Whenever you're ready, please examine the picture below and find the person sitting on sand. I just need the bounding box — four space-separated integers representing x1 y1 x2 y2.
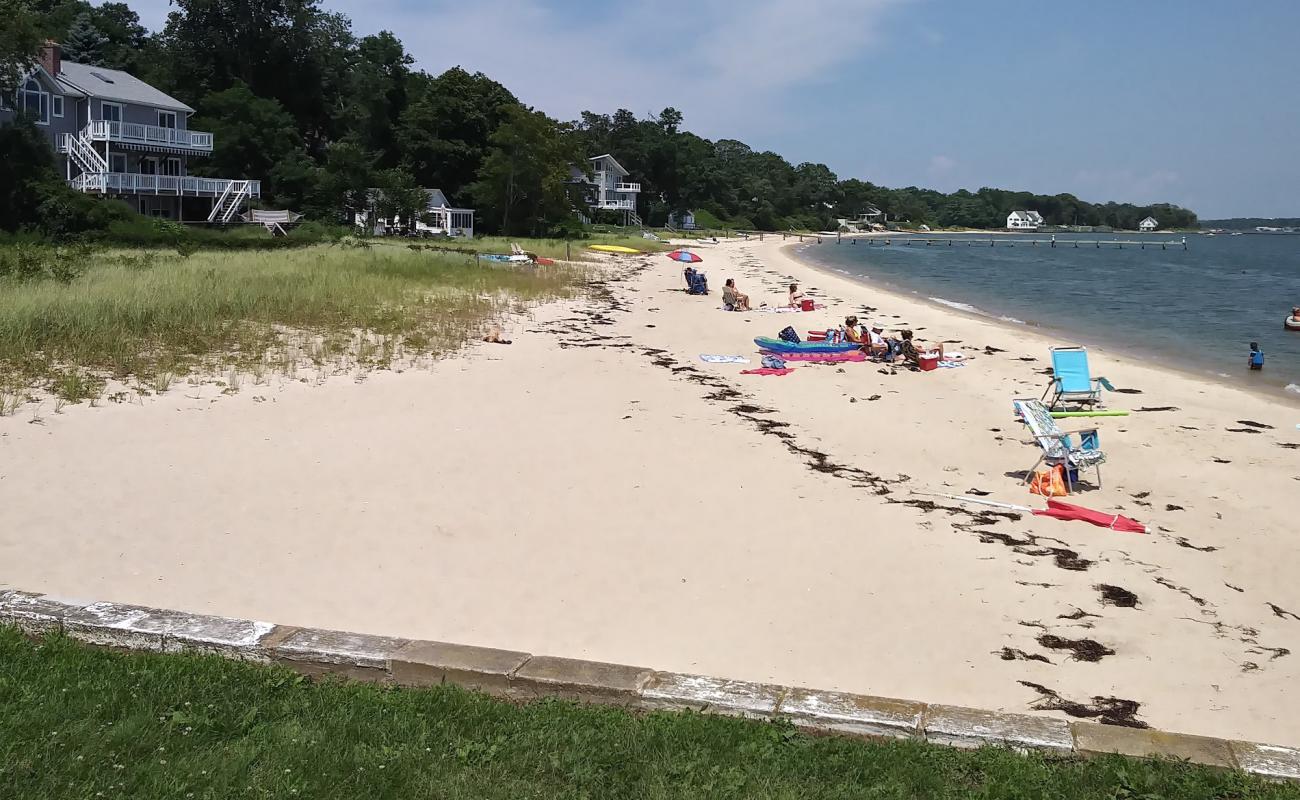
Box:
788 283 805 308
894 329 944 366
866 324 891 358
843 316 864 344
723 279 751 311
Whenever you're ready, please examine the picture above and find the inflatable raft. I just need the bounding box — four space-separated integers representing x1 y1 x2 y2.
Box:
1286 315 1300 332
754 336 862 354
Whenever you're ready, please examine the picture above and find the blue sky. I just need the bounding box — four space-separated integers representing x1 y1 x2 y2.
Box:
122 0 1299 218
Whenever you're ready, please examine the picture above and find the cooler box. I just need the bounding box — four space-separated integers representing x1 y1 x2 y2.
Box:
807 330 827 341
918 354 940 371
800 298 815 312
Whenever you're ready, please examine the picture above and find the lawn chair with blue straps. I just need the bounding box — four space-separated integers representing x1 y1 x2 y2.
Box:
1041 346 1113 410
1013 398 1106 491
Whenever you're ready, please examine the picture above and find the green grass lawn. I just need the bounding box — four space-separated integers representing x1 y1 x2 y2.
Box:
0 243 590 411
1 630 1293 800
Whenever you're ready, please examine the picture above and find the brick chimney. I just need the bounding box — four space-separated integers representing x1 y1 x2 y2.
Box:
39 40 61 78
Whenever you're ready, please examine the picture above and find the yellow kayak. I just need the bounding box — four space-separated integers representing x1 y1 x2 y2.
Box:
588 244 641 254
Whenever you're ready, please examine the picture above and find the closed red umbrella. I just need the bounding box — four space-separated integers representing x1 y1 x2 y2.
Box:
1035 499 1147 533
912 492 1147 533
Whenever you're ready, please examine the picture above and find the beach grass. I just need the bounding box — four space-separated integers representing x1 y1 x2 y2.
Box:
374 232 668 260
1 629 1293 800
0 243 590 409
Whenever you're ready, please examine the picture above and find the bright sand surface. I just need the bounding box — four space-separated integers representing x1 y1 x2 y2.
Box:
2 237 1298 745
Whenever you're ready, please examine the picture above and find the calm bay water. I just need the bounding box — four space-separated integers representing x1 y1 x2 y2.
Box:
799 233 1300 398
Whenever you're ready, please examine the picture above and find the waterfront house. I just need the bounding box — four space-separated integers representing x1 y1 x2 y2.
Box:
1006 210 1043 230
355 188 474 237
667 210 697 230
0 42 260 222
570 154 641 226
1138 216 1158 232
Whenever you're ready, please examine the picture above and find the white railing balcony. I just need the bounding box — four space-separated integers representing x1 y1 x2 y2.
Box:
84 120 214 152
593 199 637 211
614 182 641 193
71 172 260 198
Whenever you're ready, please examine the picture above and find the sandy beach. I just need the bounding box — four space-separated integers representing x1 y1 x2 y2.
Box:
2 236 1298 746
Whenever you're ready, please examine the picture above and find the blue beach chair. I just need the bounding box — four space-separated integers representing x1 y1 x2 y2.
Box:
1041 346 1110 410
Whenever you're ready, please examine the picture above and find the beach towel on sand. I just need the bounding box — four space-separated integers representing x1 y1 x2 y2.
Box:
740 367 795 376
700 355 750 364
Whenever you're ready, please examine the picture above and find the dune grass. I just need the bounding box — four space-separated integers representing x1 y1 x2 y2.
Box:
1 629 1294 800
377 232 668 260
0 243 590 410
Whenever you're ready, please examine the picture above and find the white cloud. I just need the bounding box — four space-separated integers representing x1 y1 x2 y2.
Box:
928 154 956 174
117 0 903 137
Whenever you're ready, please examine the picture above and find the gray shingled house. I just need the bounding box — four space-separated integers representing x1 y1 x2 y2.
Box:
1 42 260 222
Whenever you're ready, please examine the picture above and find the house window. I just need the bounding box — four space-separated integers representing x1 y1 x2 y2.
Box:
22 79 49 125
140 157 158 175
101 102 123 123
109 153 127 173
163 158 181 177
52 95 64 118
157 111 177 129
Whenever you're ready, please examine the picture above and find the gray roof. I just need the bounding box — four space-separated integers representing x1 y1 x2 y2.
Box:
56 61 194 113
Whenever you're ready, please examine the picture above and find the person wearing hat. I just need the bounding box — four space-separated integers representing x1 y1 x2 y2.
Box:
866 323 890 358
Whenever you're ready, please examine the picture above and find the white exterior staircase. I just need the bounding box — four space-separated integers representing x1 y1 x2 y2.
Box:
59 132 108 178
627 210 643 228
207 180 251 223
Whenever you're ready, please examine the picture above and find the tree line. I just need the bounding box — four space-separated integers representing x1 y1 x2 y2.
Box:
4 0 1198 235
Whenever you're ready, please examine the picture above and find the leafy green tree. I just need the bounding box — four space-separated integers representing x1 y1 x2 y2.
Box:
60 11 108 65
374 168 427 230
398 67 518 198
468 105 581 236
0 0 43 95
191 83 309 205
310 139 375 220
342 32 412 169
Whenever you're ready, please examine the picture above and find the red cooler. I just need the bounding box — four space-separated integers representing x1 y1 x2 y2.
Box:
800 298 815 312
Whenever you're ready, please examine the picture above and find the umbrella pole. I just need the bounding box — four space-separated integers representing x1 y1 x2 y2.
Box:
909 490 1034 513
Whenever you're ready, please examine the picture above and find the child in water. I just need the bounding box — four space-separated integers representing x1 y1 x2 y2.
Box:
1249 342 1264 370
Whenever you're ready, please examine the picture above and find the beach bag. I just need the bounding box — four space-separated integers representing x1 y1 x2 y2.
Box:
761 354 787 370
1029 465 1069 497
778 326 800 344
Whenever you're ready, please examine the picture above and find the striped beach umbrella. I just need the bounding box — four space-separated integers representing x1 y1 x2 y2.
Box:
666 249 702 263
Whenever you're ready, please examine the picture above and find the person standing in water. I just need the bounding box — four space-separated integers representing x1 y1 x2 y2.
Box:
1249 342 1265 370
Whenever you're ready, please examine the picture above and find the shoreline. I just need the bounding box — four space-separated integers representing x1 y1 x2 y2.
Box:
4 238 1299 747
785 239 1300 408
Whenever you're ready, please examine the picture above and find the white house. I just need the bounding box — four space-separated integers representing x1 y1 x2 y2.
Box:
1138 216 1158 232
1006 210 1044 230
570 154 641 226
355 188 474 237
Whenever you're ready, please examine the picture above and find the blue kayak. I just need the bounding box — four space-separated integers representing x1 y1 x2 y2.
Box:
754 336 861 354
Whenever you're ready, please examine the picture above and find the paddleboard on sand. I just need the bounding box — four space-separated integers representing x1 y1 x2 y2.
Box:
754 336 862 354
588 245 641 254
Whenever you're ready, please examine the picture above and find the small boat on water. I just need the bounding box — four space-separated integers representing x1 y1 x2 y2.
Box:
1286 306 1300 331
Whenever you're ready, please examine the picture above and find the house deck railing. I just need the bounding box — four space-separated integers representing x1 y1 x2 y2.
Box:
84 120 214 152
594 199 637 211
614 182 641 193
70 172 261 198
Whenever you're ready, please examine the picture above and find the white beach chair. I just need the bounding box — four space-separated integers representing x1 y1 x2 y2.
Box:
1013 398 1106 491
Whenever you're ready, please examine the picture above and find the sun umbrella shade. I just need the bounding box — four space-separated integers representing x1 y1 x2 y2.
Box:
1034 499 1147 533
667 250 702 263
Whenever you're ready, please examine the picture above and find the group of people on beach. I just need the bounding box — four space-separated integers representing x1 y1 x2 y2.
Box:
719 275 939 367
720 279 807 313
841 316 936 366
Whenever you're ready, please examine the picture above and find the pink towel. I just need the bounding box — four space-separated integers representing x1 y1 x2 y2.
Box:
740 367 795 376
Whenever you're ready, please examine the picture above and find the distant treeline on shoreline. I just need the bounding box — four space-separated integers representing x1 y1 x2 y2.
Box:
1199 218 1300 230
